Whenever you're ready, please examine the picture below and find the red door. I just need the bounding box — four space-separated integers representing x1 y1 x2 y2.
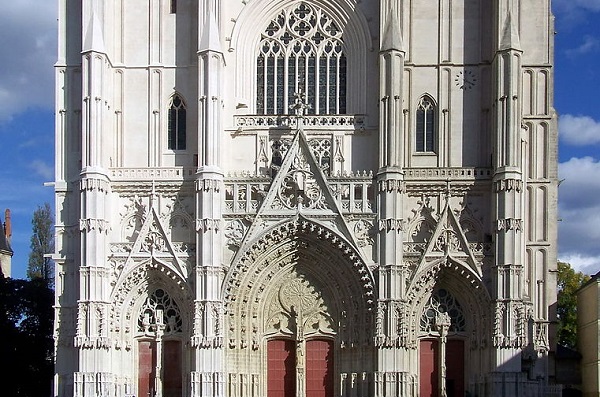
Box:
419 339 439 397
139 341 157 397
268 339 296 397
163 340 182 397
306 339 334 397
445 340 464 397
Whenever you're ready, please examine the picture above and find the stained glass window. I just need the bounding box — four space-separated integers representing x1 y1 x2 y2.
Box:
256 2 346 115
168 94 186 151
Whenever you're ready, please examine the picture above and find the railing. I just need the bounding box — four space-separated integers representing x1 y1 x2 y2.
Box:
404 167 493 180
224 171 375 215
233 114 367 131
110 167 197 181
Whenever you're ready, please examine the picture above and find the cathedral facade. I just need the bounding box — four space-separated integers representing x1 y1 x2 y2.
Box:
53 1 559 396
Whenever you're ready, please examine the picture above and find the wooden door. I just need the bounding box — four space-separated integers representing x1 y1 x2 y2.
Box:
305 339 334 397
268 339 296 397
445 340 464 397
139 341 157 397
163 340 182 397
419 339 439 397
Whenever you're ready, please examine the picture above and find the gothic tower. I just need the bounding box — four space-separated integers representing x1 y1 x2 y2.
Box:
54 1 559 396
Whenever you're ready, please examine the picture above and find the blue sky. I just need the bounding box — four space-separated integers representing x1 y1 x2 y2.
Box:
1 1 600 279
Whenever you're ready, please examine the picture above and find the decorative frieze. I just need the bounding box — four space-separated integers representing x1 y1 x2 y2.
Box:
197 178 221 193
495 178 523 193
196 218 222 232
79 218 110 233
378 218 404 232
496 218 523 232
378 179 405 193
80 178 110 193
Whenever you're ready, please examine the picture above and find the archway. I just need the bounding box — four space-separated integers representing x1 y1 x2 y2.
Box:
111 262 193 397
224 218 375 396
405 260 491 397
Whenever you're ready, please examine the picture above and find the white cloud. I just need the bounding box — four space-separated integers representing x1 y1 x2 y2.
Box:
28 159 54 180
565 35 600 57
0 1 57 123
559 114 600 146
558 253 600 276
554 0 600 13
558 157 600 274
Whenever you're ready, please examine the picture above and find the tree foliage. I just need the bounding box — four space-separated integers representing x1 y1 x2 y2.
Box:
27 202 54 288
0 275 54 396
557 261 590 349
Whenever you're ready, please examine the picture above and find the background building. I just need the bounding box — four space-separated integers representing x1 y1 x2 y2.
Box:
0 209 13 278
578 272 600 397
54 1 559 396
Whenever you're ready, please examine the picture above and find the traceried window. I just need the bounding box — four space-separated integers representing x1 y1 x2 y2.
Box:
420 288 466 333
270 137 331 177
256 2 347 115
168 94 186 150
138 288 183 334
416 96 436 152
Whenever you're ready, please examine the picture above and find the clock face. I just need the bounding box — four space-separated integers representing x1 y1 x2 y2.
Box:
455 70 477 90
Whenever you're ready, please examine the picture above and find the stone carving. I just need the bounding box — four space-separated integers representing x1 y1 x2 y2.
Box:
353 219 374 247
224 219 248 247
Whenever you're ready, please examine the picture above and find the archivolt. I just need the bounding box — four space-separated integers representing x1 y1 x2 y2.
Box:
110 260 193 338
223 216 376 348
401 258 491 349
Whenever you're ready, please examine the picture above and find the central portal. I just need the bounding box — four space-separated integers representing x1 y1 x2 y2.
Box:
267 339 334 397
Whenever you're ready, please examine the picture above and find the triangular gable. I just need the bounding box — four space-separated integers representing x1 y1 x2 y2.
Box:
416 197 480 276
239 127 358 250
119 203 187 283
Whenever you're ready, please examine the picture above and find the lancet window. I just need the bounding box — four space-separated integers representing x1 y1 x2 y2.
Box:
168 94 187 151
416 95 436 152
256 2 347 115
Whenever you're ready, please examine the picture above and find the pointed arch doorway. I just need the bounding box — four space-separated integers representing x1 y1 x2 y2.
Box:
419 289 466 397
136 288 184 397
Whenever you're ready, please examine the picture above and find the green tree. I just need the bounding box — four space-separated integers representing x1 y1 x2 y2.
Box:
0 275 54 396
557 261 590 349
27 202 54 288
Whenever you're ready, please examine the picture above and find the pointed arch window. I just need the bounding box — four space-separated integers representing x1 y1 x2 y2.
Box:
416 96 436 153
168 94 186 151
256 2 347 115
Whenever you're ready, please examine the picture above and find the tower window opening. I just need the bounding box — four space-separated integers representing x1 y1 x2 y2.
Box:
416 96 436 153
168 94 187 151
